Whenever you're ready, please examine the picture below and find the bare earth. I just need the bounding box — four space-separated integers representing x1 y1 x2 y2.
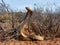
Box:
0 38 60 45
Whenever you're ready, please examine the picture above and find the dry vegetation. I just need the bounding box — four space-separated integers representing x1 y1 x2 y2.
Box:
0 0 60 45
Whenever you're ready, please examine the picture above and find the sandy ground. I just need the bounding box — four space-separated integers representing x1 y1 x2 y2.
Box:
0 38 60 45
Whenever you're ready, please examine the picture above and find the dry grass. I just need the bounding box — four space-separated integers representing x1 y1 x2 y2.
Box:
0 7 60 45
